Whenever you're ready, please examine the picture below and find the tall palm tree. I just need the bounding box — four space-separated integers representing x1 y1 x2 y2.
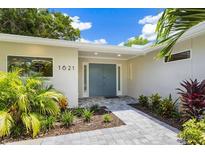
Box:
155 8 205 58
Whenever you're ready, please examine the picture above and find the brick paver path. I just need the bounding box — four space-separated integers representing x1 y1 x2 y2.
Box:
8 97 181 145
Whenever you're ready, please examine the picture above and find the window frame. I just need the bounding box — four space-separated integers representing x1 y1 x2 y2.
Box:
164 50 191 63
6 54 54 78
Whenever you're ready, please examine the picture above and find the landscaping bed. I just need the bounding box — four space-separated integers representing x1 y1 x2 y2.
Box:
0 106 125 144
129 103 183 130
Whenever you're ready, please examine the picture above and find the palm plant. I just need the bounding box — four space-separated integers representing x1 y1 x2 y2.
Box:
155 9 205 58
0 69 63 138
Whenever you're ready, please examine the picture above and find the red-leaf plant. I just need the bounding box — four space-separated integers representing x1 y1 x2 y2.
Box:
177 79 205 120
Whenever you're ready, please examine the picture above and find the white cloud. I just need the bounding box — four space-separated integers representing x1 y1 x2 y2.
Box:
118 42 124 46
138 12 163 41
138 12 163 25
77 38 107 45
70 16 92 31
93 39 107 44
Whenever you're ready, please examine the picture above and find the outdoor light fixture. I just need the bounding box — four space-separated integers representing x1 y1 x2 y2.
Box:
94 52 98 55
117 54 121 57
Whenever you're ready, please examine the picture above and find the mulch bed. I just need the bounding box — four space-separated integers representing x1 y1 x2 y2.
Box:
129 103 183 130
0 106 125 144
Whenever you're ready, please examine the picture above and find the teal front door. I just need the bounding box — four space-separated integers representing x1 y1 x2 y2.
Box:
89 63 116 97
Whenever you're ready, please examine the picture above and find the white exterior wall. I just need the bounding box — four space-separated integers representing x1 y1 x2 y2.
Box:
127 35 205 100
0 42 79 108
78 57 128 98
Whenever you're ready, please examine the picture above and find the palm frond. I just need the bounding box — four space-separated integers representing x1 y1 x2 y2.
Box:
21 113 40 138
0 111 14 137
155 8 205 58
17 93 29 112
25 77 42 89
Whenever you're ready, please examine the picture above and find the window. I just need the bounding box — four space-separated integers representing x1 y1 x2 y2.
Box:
118 66 121 91
84 65 87 91
7 56 53 77
165 50 190 62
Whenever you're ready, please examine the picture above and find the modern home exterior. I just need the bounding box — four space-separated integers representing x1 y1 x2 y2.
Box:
1 22 205 108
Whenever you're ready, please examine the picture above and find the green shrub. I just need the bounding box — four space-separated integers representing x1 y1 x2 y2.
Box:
61 111 75 127
178 118 205 145
73 108 84 117
159 94 178 118
103 114 112 123
41 116 56 132
149 93 161 112
90 104 100 112
0 69 63 138
82 109 93 122
138 95 149 107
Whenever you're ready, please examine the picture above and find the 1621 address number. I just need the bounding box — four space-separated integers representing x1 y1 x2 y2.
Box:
58 65 75 71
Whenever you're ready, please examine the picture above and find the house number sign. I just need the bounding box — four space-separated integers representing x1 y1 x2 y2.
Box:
58 65 75 71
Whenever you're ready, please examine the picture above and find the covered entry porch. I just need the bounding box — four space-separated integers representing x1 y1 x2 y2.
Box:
78 45 144 98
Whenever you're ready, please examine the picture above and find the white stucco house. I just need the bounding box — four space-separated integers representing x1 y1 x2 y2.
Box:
1 22 205 107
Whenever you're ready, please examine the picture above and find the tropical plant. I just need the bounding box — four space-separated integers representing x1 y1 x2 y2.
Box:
124 36 149 47
0 69 62 138
159 94 179 118
0 8 80 41
58 96 68 111
41 116 56 132
90 104 100 113
156 9 205 58
82 109 93 122
138 95 149 108
149 93 161 112
73 108 84 117
178 118 205 145
61 111 74 127
177 79 205 120
103 114 112 123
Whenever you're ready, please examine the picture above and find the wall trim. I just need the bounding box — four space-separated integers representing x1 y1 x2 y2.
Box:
79 55 128 61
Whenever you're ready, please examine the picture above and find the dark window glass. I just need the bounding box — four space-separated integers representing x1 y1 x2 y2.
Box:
7 56 53 77
118 66 121 91
165 50 190 62
84 65 87 91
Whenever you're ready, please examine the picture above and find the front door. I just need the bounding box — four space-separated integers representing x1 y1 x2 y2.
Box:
89 63 116 97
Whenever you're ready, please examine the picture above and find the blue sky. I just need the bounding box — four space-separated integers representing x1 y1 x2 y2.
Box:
49 8 164 46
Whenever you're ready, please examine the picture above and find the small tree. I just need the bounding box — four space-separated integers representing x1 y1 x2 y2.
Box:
124 36 148 47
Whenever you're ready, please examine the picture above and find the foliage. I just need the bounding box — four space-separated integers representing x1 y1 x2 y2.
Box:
0 70 63 138
149 93 161 112
82 109 93 122
58 96 68 111
73 108 84 117
178 118 205 145
0 8 80 41
138 95 149 108
61 111 74 127
11 125 24 138
156 9 205 58
0 111 14 137
124 36 149 47
103 114 112 123
41 116 56 132
90 104 100 112
177 79 205 120
159 94 179 118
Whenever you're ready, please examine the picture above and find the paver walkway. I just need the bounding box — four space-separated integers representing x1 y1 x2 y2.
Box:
8 97 181 145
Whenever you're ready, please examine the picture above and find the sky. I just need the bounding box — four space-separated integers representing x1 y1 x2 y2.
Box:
49 8 164 46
